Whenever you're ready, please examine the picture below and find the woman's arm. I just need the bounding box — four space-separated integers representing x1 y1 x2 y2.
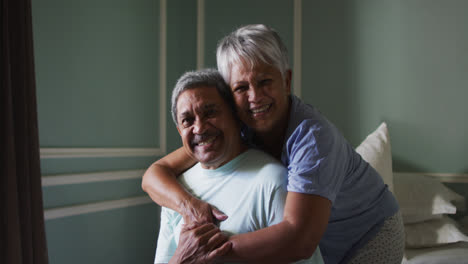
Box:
141 147 227 224
227 192 331 263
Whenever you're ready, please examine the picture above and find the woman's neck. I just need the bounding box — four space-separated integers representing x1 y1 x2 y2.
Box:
256 98 291 159
257 131 286 160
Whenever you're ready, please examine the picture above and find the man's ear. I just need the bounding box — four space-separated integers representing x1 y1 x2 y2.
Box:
176 125 182 135
285 69 292 95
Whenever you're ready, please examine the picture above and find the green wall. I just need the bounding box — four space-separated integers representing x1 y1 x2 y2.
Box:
34 0 467 263
44 204 159 264
386 0 468 172
35 0 160 149
301 0 468 173
203 0 294 68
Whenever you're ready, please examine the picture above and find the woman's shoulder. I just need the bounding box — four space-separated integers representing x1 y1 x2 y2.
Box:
287 117 340 149
286 96 336 138
284 98 348 163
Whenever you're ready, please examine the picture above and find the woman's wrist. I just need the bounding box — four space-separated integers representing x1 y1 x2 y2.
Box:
179 196 219 225
176 192 195 217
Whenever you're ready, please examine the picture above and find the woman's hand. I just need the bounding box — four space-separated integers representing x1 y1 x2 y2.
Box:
181 196 228 226
170 223 232 264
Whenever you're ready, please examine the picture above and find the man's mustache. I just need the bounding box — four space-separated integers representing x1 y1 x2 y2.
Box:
191 132 220 145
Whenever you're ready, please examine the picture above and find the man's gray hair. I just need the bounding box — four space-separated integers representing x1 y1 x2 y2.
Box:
171 69 235 125
216 24 290 84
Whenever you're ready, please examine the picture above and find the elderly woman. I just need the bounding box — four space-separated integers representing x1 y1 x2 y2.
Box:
143 24 405 264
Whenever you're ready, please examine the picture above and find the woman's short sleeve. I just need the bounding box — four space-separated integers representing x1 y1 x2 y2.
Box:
284 119 350 203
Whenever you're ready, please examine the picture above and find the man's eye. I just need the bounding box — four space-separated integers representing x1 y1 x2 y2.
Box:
181 118 193 127
259 79 272 86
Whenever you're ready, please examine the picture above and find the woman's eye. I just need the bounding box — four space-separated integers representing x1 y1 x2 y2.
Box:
234 85 248 93
205 109 217 118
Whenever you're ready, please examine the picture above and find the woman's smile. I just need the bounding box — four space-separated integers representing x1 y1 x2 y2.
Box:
229 62 291 134
250 103 272 115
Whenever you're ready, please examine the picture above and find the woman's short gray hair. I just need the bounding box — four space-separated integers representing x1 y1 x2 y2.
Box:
171 69 235 125
216 24 290 84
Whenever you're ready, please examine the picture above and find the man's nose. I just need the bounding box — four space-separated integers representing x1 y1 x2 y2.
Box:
192 118 207 134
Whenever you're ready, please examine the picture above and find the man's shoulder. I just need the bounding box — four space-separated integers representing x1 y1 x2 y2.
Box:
246 148 278 163
242 149 287 186
179 149 286 187
182 162 202 174
243 149 284 168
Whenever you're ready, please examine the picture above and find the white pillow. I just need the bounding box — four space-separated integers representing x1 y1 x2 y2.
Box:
394 173 465 224
405 215 468 248
356 122 394 192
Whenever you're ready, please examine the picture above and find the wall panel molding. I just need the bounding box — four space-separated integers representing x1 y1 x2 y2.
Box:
197 0 205 70
42 169 145 186
159 0 167 155
40 148 164 159
293 0 302 98
44 196 153 220
40 0 167 159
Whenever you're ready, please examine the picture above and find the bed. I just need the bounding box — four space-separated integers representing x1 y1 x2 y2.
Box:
395 172 468 264
402 241 468 264
355 123 468 264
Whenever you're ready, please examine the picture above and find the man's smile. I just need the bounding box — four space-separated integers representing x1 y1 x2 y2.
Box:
196 135 217 146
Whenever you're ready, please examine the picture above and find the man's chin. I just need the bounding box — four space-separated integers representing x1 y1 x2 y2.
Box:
196 154 224 169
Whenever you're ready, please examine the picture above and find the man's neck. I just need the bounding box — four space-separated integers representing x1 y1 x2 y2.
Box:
200 144 249 170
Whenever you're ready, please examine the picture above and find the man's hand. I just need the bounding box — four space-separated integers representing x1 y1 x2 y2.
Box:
181 197 228 225
170 223 232 264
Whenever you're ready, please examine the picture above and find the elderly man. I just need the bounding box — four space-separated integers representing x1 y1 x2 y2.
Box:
153 69 322 264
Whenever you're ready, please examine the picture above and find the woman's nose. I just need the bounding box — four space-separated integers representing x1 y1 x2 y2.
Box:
248 85 264 103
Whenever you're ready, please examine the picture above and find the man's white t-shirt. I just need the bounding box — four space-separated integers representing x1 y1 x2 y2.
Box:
154 149 323 264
